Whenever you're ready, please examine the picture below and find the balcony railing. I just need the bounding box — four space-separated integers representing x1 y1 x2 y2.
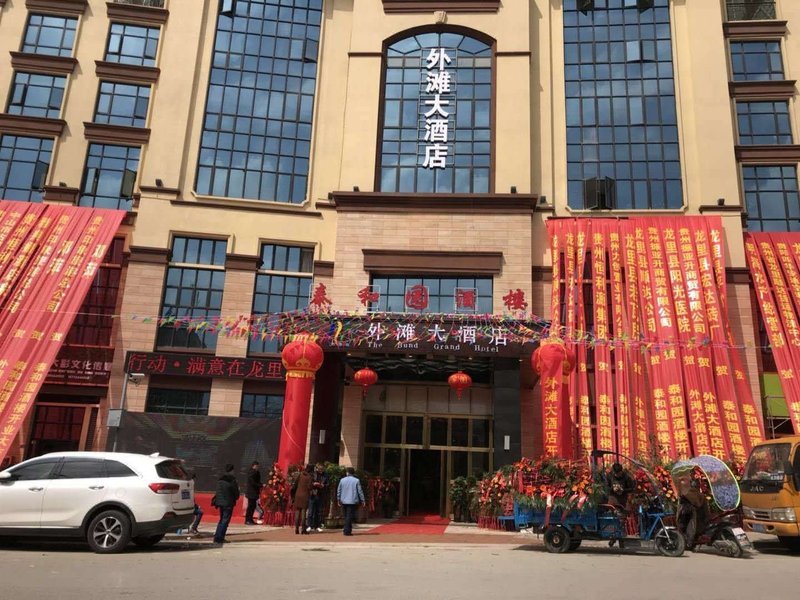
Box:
725 1 777 21
111 0 166 8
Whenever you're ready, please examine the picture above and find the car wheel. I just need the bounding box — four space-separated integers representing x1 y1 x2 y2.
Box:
87 510 131 554
543 526 571 554
654 526 685 557
132 534 165 548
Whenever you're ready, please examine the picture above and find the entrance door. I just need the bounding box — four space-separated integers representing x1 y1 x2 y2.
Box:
27 405 91 458
407 449 442 515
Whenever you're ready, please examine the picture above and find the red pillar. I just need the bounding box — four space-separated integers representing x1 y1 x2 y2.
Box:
277 336 324 469
532 338 576 458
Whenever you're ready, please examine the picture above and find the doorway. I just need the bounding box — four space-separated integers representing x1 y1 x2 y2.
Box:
407 449 442 515
26 404 97 458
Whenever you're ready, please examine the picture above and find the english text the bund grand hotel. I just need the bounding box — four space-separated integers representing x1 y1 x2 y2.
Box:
1 0 799 514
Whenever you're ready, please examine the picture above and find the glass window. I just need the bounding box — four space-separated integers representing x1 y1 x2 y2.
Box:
378 32 492 193
471 451 489 477
564 0 683 209
0 135 52 202
7 72 66 119
369 275 492 314
145 388 210 415
105 460 136 477
406 415 424 445
8 459 59 481
56 459 106 479
450 418 468 447
430 417 448 446
385 415 403 444
105 23 160 67
744 165 800 232
743 443 790 480
365 414 383 444
363 447 381 475
240 393 284 418
195 0 322 203
21 14 77 57
730 41 784 81
94 81 151 127
736 101 792 145
157 237 227 350
79 144 140 210
249 244 313 354
471 419 490 447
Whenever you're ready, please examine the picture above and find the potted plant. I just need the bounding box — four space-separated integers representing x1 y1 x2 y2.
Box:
324 462 346 529
449 477 469 522
355 469 370 523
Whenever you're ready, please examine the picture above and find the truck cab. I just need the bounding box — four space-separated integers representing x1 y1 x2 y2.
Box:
740 436 800 551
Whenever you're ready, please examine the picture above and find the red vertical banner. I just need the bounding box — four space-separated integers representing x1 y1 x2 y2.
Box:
574 222 593 455
0 205 124 460
592 224 615 451
609 229 633 456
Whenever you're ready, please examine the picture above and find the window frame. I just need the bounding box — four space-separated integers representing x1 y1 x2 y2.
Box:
93 81 151 128
729 40 785 82
21 13 78 58
78 143 141 210
0 134 53 202
145 387 211 416
104 22 161 68
375 26 496 194
7 72 66 119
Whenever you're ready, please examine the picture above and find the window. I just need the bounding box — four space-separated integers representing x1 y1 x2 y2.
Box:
21 14 77 57
7 73 66 119
730 41 784 81
240 393 284 418
378 32 492 194
157 237 227 350
155 460 191 480
368 275 492 314
744 166 800 232
79 144 140 210
105 460 136 477
725 0 777 22
145 388 210 415
0 135 52 202
564 0 683 209
8 459 59 481
105 23 160 67
66 238 125 346
195 0 323 203
737 101 792 145
56 459 106 479
249 244 313 354
94 82 151 127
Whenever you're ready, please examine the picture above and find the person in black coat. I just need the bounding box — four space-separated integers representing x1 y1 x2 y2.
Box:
244 461 262 525
212 463 240 546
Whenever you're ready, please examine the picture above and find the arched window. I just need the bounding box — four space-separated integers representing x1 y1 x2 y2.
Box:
378 31 492 194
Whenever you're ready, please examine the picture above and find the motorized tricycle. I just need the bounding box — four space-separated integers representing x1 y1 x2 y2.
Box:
517 450 685 557
671 454 753 558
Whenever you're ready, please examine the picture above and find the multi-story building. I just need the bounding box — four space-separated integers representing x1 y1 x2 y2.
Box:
0 0 798 514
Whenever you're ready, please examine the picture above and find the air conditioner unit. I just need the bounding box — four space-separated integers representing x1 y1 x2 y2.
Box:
583 177 616 211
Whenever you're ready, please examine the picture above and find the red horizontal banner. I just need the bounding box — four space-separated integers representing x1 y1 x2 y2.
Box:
125 351 285 381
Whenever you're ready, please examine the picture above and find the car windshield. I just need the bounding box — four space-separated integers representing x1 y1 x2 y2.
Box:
743 444 791 481
155 460 190 481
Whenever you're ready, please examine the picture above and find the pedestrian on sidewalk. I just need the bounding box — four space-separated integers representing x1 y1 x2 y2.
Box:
244 461 262 525
292 464 313 535
189 473 203 534
212 463 240 547
337 467 365 536
306 462 328 532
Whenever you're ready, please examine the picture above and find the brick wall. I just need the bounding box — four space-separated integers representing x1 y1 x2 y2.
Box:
339 386 363 468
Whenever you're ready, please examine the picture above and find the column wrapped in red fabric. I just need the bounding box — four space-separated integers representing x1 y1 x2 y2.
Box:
277 336 324 469
532 337 576 458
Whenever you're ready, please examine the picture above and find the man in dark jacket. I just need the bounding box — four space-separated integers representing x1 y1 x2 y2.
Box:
244 461 262 525
213 463 240 546
306 462 328 532
606 462 635 509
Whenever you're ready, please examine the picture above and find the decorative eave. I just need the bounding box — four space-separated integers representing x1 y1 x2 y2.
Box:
225 253 260 272
95 60 160 84
381 0 500 13
314 260 334 278
83 121 150 144
726 267 751 284
0 113 66 137
331 192 538 214
729 80 796 99
42 185 80 204
139 184 180 197
735 145 800 162
363 249 504 275
10 52 77 75
128 245 169 265
532 266 553 282
722 20 787 39
106 1 168 25
698 203 745 214
25 0 87 16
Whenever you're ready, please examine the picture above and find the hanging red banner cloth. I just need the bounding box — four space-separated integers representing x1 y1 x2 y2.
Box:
591 222 615 452
744 233 800 434
0 202 124 460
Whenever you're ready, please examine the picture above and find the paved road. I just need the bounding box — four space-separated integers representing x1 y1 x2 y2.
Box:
0 536 797 600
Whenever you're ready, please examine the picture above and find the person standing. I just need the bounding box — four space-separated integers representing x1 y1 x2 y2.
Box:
337 467 365 536
306 462 328 532
244 461 262 525
292 464 313 535
212 463 240 547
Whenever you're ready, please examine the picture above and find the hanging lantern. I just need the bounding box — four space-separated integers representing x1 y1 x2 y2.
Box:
448 370 472 399
353 366 378 396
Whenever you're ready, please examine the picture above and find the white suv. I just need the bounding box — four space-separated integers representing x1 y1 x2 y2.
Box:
0 452 195 553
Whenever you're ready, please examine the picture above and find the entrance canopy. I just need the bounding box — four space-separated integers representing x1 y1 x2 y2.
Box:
0 201 124 460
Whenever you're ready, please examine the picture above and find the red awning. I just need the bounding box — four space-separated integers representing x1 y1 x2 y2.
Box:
0 201 124 459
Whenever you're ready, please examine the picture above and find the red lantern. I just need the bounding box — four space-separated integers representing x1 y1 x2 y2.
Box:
281 335 324 378
448 370 472 399
353 367 378 396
